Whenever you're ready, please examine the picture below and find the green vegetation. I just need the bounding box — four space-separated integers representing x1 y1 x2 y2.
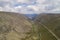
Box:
35 14 60 40
21 24 39 40
21 23 57 40
35 23 57 40
45 18 60 38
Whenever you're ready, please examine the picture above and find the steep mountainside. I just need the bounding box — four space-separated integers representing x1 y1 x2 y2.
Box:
0 12 32 40
34 13 60 40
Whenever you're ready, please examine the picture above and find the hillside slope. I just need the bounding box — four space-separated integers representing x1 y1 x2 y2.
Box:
34 13 60 40
0 12 32 40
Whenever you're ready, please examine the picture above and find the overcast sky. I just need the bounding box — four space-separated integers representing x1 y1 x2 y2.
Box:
0 0 60 14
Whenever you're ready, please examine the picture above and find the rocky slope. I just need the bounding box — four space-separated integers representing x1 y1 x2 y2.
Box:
0 12 32 40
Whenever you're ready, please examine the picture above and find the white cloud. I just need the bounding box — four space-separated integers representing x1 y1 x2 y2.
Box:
17 0 28 3
36 0 45 4
14 6 22 9
0 7 3 11
0 0 60 14
27 5 39 11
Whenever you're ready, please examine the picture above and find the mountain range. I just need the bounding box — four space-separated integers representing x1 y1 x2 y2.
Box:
0 11 60 40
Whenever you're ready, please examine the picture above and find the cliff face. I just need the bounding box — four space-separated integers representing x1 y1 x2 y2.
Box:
0 12 32 40
34 13 60 40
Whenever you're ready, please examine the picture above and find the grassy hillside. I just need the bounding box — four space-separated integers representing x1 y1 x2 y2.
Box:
34 13 60 40
1 12 60 40
0 12 32 40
